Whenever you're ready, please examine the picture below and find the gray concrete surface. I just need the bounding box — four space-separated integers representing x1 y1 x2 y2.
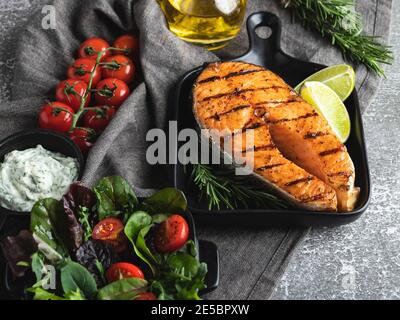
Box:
0 0 399 300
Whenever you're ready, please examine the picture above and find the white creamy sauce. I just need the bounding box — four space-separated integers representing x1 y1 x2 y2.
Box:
0 145 78 212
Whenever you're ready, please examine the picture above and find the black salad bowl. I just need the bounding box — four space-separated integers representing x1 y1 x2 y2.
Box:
0 202 219 299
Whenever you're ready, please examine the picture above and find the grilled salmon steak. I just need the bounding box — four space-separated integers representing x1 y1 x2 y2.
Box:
193 62 360 212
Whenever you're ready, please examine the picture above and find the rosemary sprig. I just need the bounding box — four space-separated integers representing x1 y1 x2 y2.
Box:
191 163 288 210
281 0 393 76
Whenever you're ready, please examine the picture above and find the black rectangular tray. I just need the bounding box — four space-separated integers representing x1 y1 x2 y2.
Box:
0 203 219 299
169 12 371 227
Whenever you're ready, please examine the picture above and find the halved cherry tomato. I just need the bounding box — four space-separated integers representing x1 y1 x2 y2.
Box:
94 78 130 107
83 106 116 133
106 262 144 283
154 215 189 253
113 34 139 59
78 37 111 61
38 102 74 133
101 55 136 84
136 292 157 300
69 127 95 155
92 218 127 253
55 79 90 112
67 58 101 86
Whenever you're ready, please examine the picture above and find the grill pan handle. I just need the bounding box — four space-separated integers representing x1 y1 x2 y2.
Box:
235 11 283 67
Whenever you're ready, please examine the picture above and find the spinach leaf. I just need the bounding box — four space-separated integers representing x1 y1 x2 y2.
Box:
166 252 200 278
30 199 60 250
142 188 187 214
124 211 157 275
93 176 138 220
30 199 66 263
60 261 97 299
97 278 148 300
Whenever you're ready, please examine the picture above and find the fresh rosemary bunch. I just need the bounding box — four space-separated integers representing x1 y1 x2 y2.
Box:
191 163 288 210
281 0 393 76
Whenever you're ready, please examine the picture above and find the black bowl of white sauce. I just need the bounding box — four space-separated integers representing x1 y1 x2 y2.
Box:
0 129 84 231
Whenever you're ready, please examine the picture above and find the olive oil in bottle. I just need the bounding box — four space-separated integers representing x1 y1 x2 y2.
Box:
158 0 247 50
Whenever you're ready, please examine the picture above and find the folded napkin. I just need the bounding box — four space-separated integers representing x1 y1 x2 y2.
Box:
0 0 392 299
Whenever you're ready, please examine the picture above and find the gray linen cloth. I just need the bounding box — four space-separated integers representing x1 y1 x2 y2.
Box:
0 0 392 299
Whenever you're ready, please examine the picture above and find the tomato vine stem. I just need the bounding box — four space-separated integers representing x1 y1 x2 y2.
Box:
70 50 103 130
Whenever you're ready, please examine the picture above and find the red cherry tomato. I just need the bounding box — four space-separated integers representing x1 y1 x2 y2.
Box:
83 106 116 133
94 78 130 107
101 55 136 84
154 215 189 253
78 37 111 61
106 263 144 283
38 102 74 133
136 292 157 300
67 58 101 86
55 79 90 112
92 218 127 253
69 127 95 155
113 34 139 58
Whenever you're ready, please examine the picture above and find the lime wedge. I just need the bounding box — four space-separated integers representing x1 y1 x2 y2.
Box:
300 81 351 143
295 64 355 101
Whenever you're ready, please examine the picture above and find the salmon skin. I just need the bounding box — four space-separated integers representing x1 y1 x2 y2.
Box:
192 61 360 212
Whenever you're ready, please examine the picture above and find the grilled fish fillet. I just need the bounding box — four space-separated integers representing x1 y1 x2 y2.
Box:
193 62 360 212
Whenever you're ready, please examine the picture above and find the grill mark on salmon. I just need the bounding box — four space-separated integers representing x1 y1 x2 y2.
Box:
242 144 276 153
206 105 251 121
265 112 318 124
300 193 327 203
285 176 314 187
328 171 353 178
198 69 263 84
319 146 345 157
304 131 329 139
199 86 287 103
256 163 285 172
254 97 300 106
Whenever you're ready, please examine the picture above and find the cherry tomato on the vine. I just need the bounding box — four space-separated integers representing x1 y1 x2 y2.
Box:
78 37 111 62
55 79 90 112
136 292 157 300
106 263 144 283
69 127 95 155
92 218 127 253
39 102 74 133
101 55 136 84
154 215 189 253
83 106 116 133
67 58 101 86
113 34 139 59
94 78 130 107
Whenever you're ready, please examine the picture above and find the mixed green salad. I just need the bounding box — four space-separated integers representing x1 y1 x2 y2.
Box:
1 176 207 300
